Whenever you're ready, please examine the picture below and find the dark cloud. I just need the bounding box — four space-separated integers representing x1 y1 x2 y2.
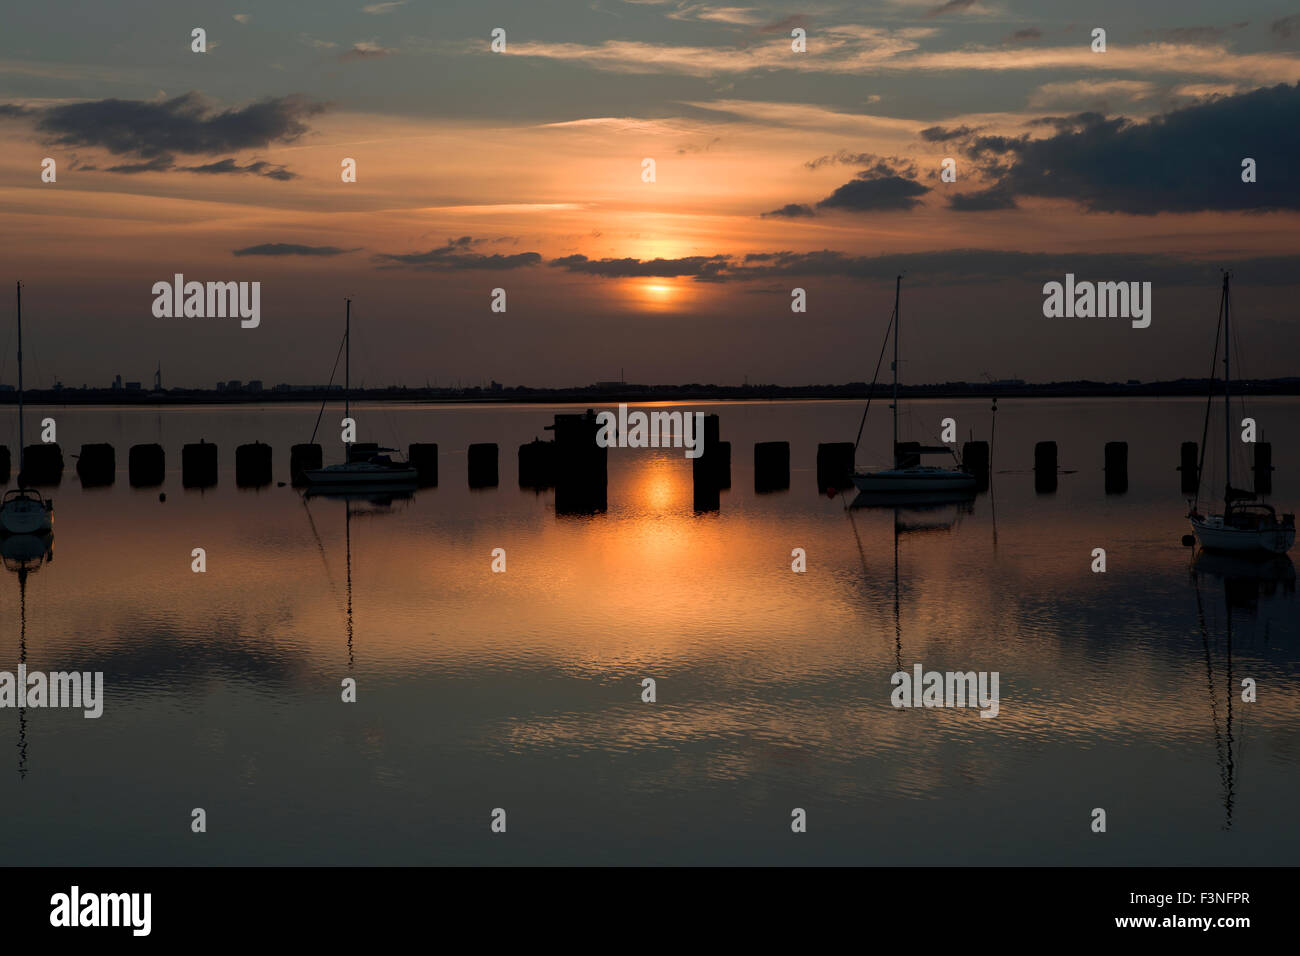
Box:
102 156 174 174
761 203 816 218
374 240 541 270
233 243 359 257
1003 28 1042 44
782 154 928 215
29 92 323 160
919 125 977 142
1272 14 1300 39
0 104 33 117
805 150 889 170
957 83 1300 213
926 0 978 18
654 248 1300 287
549 254 730 279
947 186 1018 211
182 158 296 180
817 174 929 212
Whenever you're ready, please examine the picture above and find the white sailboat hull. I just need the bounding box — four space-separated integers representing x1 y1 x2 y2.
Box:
1191 515 1295 555
852 467 977 493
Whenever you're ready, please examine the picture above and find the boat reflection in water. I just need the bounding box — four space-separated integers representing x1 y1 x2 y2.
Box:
302 482 416 668
3 533 53 780
1190 550 1294 830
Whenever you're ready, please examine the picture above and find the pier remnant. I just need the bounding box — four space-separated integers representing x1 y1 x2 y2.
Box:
518 439 555 489
290 443 322 486
816 442 855 493
1034 441 1057 494
548 410 607 514
754 441 790 493
467 443 499 488
129 444 165 487
1253 442 1274 496
76 443 116 487
691 414 722 511
236 442 272 488
1104 441 1128 495
182 440 218 489
961 441 990 491
20 444 63 486
1179 441 1198 494
408 443 439 486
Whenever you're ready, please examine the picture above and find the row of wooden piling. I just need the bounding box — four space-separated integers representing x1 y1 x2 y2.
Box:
0 435 1279 497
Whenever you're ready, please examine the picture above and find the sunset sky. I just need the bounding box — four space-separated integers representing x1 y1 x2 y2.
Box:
1 0 1299 388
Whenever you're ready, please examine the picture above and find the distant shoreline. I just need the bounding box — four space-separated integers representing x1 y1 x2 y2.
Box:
1 378 1298 406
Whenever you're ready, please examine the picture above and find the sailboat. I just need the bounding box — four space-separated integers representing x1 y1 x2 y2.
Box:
1 282 54 537
303 298 418 487
1187 273 1295 555
853 276 976 495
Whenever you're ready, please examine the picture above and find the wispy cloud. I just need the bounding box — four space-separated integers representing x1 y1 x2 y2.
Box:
234 243 359 256
341 40 396 61
374 237 541 270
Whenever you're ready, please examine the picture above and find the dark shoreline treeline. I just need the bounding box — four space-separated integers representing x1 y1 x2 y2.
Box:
1 377 1298 406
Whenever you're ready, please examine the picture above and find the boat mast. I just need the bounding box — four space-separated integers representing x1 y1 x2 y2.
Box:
891 274 900 466
344 297 351 455
1223 273 1231 504
16 281 23 479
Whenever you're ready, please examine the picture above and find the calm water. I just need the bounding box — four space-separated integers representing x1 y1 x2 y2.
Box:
1 398 1297 865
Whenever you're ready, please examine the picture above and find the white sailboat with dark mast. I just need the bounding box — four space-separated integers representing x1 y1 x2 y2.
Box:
1187 272 1294 555
1 281 54 537
302 297 418 487
853 275 977 495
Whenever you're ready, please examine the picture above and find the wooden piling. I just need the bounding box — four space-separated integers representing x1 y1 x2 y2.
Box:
289 443 322 486
1034 441 1057 494
961 440 990 491
518 439 555 489
129 444 165 487
754 441 790 493
550 410 607 514
408 443 438 487
816 442 855 493
235 442 272 488
1104 441 1128 495
76 443 116 487
20 444 63 486
467 442 499 488
182 441 218 489
1179 441 1198 494
691 414 722 510
1253 442 1274 495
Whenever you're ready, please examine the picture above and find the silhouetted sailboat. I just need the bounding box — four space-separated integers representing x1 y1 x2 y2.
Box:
1 283 54 536
853 276 976 495
303 298 418 487
1187 273 1294 554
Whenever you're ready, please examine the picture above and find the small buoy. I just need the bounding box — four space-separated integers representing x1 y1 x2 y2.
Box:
159 492 166 502
277 481 286 487
1181 534 1195 547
